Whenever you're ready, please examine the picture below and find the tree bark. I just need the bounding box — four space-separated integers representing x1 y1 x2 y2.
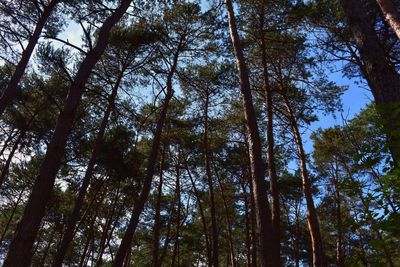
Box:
203 92 219 267
151 145 167 267
171 164 181 267
281 93 326 267
52 62 126 267
112 42 180 266
376 0 400 39
0 0 60 116
3 1 132 265
225 1 276 266
341 0 400 161
0 130 25 187
184 159 212 265
258 10 281 261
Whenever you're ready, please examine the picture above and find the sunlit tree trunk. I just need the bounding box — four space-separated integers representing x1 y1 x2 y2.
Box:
225 1 276 265
376 0 400 39
281 92 326 267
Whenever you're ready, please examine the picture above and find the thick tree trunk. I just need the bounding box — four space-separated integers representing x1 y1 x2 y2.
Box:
341 0 400 161
203 93 219 267
225 1 276 266
0 0 59 116
52 63 125 267
376 0 400 39
3 1 132 265
112 46 178 265
282 94 326 267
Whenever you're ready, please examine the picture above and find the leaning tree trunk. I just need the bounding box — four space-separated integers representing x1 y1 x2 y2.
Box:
0 0 60 116
111 43 181 266
184 159 212 265
2 1 132 265
376 0 400 39
341 0 400 162
52 63 126 267
282 94 326 267
225 1 277 266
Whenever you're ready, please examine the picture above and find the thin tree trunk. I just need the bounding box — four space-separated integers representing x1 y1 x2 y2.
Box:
213 164 236 267
0 127 16 158
39 226 57 266
184 159 212 265
281 93 326 267
0 0 60 116
152 145 167 267
0 185 26 244
52 63 126 267
0 130 25 187
376 0 400 39
3 1 132 265
112 42 180 265
95 184 121 266
258 10 281 261
333 162 344 267
171 164 181 267
240 175 252 267
225 1 276 266
341 0 400 161
203 92 219 267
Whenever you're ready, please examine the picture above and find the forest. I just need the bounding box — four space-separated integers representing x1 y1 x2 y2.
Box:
0 0 400 266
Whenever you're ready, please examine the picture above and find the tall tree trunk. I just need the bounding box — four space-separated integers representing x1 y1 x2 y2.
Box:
281 93 326 267
0 129 25 187
151 145 167 267
333 162 344 267
3 0 132 263
0 0 60 116
184 159 212 265
258 10 281 260
171 164 181 267
52 63 126 267
0 185 26 244
112 42 180 265
341 0 400 161
240 174 252 267
203 92 219 267
95 183 121 266
376 0 400 39
213 164 236 267
0 127 16 158
225 1 276 266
